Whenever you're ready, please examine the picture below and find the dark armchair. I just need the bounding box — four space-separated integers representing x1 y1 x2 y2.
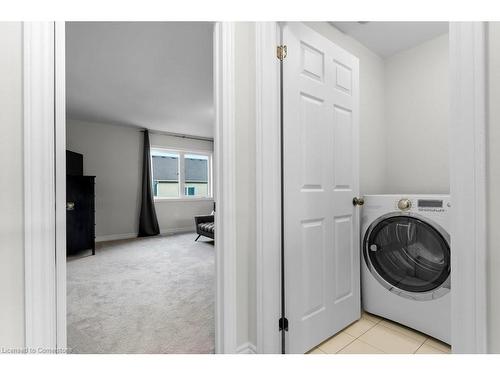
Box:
194 214 215 241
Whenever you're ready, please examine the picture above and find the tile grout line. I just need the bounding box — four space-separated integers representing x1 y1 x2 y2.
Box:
318 315 447 355
359 318 426 354
343 318 379 341
314 330 355 354
350 318 385 352
333 333 358 354
413 339 427 354
320 316 379 354
347 338 387 354
375 319 429 344
414 338 449 354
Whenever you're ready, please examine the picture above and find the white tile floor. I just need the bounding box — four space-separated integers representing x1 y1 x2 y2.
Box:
308 312 451 354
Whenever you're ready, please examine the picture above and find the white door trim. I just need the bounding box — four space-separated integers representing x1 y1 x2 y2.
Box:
255 21 489 354
449 21 488 353
23 21 57 350
54 21 67 349
213 21 238 354
23 21 238 354
255 22 282 354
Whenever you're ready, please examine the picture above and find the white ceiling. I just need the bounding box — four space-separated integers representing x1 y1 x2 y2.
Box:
66 22 214 138
330 22 449 58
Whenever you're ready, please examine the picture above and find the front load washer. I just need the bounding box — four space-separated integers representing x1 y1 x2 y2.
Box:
361 194 451 344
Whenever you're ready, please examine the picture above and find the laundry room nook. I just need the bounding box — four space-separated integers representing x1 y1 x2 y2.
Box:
297 22 451 354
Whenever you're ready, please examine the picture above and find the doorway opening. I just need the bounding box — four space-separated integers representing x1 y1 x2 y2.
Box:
18 21 238 354
278 21 453 354
64 22 216 354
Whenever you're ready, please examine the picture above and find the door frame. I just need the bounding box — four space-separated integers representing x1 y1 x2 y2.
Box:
449 22 488 353
255 21 488 354
23 21 238 353
255 22 282 354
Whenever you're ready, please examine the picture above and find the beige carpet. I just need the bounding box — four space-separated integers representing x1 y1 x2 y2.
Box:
67 232 215 354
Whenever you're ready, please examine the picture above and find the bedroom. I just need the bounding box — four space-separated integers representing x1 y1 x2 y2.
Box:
64 21 216 354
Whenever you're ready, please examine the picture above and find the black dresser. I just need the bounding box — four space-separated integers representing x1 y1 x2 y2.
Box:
66 151 96 255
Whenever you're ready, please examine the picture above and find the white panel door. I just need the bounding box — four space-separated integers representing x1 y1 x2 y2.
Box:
283 22 360 354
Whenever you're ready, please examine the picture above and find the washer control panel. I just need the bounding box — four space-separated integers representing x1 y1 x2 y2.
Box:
417 199 444 208
393 197 450 213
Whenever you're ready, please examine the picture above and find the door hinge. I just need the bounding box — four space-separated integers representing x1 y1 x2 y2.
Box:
277 45 287 61
278 317 289 331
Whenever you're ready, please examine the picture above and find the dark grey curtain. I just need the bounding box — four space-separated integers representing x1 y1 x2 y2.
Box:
138 129 160 237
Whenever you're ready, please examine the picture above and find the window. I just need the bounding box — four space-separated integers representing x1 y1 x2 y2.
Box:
151 148 212 199
184 154 210 198
151 150 180 198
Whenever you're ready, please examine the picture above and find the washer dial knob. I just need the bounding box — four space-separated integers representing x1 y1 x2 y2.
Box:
398 198 412 211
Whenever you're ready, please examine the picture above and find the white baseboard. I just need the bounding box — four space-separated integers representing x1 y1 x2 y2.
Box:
95 227 195 243
95 233 137 242
236 342 257 354
160 227 194 235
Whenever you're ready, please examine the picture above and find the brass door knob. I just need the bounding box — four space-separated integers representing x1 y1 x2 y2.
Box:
66 202 75 211
353 197 364 206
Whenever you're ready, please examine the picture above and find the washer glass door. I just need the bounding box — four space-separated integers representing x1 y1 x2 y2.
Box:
364 215 450 295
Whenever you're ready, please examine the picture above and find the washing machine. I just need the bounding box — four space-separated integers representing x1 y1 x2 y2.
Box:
361 194 451 344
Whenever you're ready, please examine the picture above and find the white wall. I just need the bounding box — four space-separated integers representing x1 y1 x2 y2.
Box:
384 33 449 194
0 22 25 347
234 22 257 350
66 119 213 240
305 23 387 195
306 24 449 195
487 21 500 353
